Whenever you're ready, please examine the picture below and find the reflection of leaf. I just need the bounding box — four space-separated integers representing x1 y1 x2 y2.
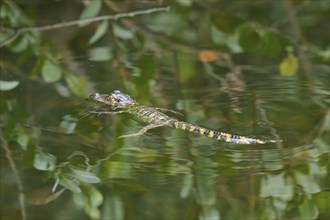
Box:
260 173 294 199
83 185 103 208
279 53 298 76
41 60 62 83
59 115 78 134
197 50 218 63
69 168 100 183
320 110 330 131
180 173 193 198
211 26 242 53
78 0 102 27
200 206 220 220
102 195 124 220
0 80 19 91
15 126 30 149
89 20 109 44
211 13 243 33
294 172 320 193
64 73 89 97
22 144 36 168
33 152 56 171
118 147 157 162
103 161 132 179
261 31 284 56
177 52 196 81
60 174 81 193
88 46 113 61
314 47 330 62
74 185 103 219
52 176 60 193
195 170 217 205
299 199 319 219
238 23 261 51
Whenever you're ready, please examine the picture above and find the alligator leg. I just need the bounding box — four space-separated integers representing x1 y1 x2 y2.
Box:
119 123 168 138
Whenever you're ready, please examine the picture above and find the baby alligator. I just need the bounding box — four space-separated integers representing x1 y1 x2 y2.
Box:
89 90 279 144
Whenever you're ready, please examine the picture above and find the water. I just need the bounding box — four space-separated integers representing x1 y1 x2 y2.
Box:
1 1 329 220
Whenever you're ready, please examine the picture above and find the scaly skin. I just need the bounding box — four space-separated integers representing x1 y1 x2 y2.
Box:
89 90 279 144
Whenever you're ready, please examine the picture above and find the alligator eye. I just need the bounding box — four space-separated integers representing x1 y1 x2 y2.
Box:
111 96 120 102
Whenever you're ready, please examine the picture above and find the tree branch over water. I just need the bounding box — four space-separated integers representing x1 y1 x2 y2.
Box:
0 6 170 48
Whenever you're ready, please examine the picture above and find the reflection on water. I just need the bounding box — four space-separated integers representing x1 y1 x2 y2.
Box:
2 71 329 220
1 1 329 219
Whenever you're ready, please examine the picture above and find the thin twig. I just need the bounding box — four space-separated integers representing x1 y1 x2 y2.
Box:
0 6 170 48
0 129 27 220
27 188 67 205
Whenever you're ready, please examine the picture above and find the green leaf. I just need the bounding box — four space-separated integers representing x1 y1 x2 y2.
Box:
10 35 29 52
0 80 19 91
60 174 81 193
89 20 109 44
79 0 102 27
33 152 56 171
31 57 44 76
279 52 299 76
0 28 14 45
88 46 113 61
69 168 100 183
41 60 62 83
2 1 24 27
113 23 134 40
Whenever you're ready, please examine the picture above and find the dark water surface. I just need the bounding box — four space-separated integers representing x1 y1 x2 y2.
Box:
1 1 329 220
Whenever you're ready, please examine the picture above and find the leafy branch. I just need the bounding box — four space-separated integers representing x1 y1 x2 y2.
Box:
0 6 170 48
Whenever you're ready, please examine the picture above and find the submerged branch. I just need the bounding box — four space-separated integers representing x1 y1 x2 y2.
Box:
0 129 27 220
